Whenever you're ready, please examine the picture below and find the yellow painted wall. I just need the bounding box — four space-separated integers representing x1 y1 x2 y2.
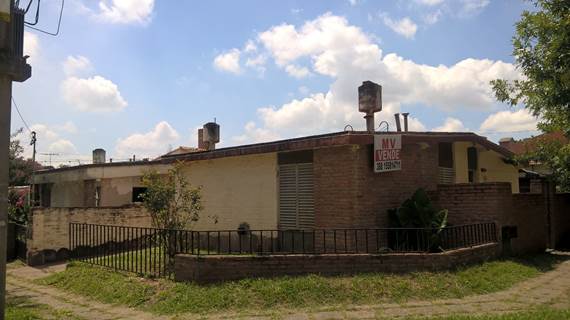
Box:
50 181 84 207
453 142 470 184
100 176 145 207
181 153 278 231
478 149 519 193
453 142 519 193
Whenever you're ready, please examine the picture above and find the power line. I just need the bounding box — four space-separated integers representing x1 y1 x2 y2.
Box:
11 96 31 133
24 0 64 36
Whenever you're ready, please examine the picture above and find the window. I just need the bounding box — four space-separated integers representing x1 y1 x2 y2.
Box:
438 142 454 184
95 186 101 207
467 147 478 183
438 142 453 168
132 187 147 203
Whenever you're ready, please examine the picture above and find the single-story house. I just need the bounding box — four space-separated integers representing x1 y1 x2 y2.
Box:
32 129 519 231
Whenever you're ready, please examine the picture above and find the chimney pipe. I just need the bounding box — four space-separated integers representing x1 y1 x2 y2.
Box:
394 113 402 132
402 112 409 132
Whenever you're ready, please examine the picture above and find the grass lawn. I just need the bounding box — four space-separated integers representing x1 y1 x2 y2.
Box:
5 296 84 320
36 254 567 316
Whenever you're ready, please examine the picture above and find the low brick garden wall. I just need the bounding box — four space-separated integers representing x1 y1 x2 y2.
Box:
174 243 500 283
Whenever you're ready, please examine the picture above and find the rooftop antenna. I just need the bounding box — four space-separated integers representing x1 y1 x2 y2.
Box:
378 121 389 132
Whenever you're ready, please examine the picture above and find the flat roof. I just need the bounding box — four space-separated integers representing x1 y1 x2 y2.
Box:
34 131 513 175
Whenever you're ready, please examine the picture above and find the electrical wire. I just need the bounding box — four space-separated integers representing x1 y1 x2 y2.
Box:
25 0 64 36
24 0 39 25
11 96 32 134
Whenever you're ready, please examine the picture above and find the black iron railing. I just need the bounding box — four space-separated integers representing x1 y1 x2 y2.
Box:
69 222 497 278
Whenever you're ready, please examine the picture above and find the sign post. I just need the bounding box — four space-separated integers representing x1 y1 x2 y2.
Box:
374 134 402 173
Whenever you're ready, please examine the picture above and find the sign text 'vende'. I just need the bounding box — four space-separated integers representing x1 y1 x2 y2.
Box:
374 134 402 173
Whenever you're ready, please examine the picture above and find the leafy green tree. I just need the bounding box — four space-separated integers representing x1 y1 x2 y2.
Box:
491 0 570 133
141 162 204 231
516 139 570 191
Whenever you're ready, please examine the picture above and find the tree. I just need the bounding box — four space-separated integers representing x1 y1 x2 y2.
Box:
491 0 570 134
141 162 215 269
141 162 204 231
516 139 570 191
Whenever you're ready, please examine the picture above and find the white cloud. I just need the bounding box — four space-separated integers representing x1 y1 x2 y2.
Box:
382 15 418 39
226 13 519 143
63 55 93 76
245 54 267 75
460 0 490 16
244 40 257 53
416 0 445 6
56 121 78 134
433 117 467 132
348 0 359 6
115 121 180 158
479 109 538 133
93 0 154 25
24 32 39 63
213 49 242 74
30 124 59 141
48 139 78 154
423 10 442 25
61 76 128 113
285 64 311 78
233 121 281 144
14 122 81 163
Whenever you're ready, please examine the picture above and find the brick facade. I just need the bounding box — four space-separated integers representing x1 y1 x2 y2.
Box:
507 194 549 254
174 243 499 283
314 139 438 230
430 183 512 226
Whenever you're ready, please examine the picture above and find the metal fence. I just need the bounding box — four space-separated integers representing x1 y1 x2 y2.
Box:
69 222 497 278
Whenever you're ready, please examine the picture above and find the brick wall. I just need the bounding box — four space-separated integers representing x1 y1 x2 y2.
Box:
314 139 438 230
430 183 512 226
508 194 548 254
174 243 499 283
28 205 151 265
429 182 554 254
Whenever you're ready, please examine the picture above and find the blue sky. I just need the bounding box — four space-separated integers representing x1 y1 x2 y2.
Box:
12 0 537 166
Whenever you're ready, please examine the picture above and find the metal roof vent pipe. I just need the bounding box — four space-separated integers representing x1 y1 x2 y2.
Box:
358 81 382 133
202 122 220 151
93 149 106 164
402 112 409 132
394 113 402 132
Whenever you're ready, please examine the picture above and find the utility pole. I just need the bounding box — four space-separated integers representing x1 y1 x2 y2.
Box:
28 131 36 207
0 0 31 318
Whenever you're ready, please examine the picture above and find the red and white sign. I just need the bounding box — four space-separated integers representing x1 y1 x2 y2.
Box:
374 134 402 173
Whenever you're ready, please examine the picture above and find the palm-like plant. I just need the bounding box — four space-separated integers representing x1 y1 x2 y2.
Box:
387 188 448 252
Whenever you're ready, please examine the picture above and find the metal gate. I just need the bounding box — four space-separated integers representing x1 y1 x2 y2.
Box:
7 223 27 261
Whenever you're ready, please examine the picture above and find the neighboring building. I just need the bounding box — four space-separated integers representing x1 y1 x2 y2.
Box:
500 131 569 193
32 129 518 231
500 131 569 175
